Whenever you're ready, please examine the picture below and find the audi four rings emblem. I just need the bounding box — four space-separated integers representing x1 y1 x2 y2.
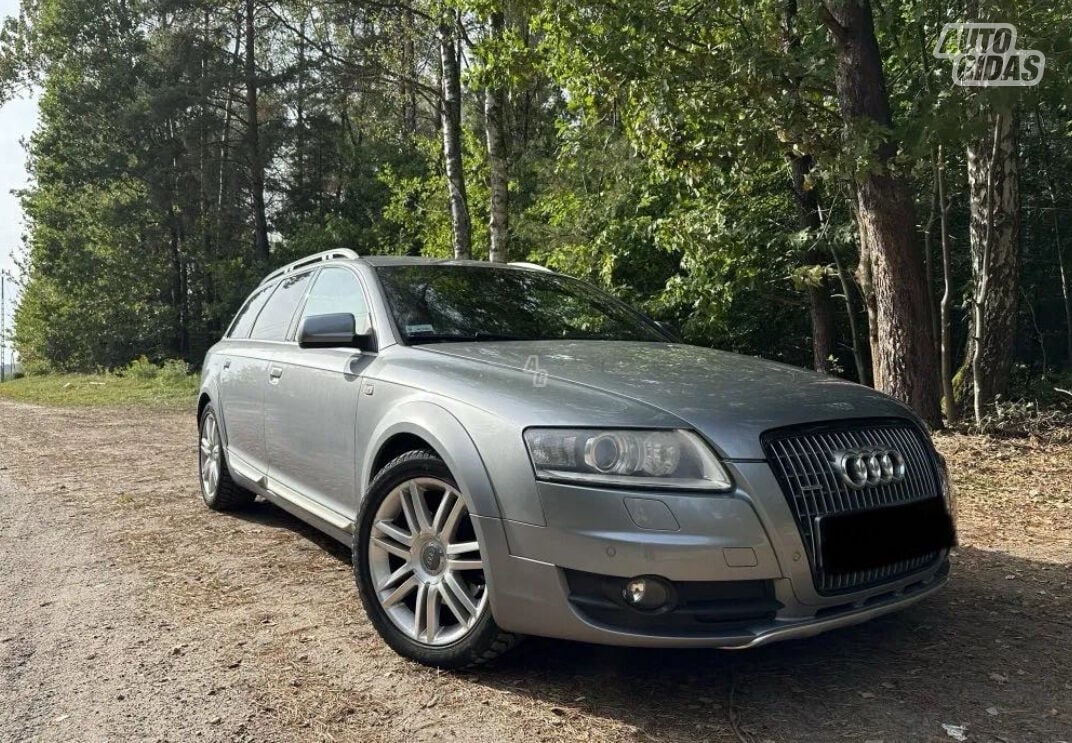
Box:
834 448 906 488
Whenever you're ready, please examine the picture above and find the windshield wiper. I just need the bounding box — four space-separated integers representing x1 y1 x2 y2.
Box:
407 331 530 345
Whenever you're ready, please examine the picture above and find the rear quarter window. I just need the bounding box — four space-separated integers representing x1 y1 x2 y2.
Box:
227 285 273 339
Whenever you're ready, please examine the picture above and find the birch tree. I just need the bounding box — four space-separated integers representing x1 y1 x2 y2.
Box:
438 10 472 259
963 106 1020 422
483 5 509 263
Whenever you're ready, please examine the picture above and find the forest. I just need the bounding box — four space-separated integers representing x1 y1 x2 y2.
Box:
0 0 1070 428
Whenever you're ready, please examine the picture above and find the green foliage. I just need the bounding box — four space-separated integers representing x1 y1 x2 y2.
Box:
118 356 191 386
125 356 160 381
958 368 1072 438
378 138 455 259
0 0 1069 400
157 358 191 386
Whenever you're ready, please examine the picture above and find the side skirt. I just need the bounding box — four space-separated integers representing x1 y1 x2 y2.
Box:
227 450 355 545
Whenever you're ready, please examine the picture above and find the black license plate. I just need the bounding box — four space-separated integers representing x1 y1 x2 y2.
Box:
817 498 956 574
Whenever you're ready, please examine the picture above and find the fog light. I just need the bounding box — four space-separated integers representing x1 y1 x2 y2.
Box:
621 576 672 611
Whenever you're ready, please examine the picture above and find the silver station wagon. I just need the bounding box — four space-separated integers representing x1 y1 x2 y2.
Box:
197 249 956 668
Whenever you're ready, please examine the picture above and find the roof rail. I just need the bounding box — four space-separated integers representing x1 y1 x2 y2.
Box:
507 261 554 273
260 249 360 285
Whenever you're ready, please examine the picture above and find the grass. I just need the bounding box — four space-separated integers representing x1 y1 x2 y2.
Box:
0 371 199 409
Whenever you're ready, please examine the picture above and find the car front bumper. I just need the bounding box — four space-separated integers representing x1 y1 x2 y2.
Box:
474 460 950 647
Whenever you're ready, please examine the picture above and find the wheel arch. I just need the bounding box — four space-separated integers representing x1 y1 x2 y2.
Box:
197 390 232 451
361 401 502 519
197 370 229 449
197 392 211 422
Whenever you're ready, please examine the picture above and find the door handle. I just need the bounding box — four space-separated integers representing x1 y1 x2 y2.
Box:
222 359 231 370
269 366 284 382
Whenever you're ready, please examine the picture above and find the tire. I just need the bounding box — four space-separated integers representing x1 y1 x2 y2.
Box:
198 403 255 512
354 449 519 668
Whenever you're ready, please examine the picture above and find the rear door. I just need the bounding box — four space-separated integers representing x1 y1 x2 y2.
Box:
220 271 314 479
216 283 273 478
265 266 374 522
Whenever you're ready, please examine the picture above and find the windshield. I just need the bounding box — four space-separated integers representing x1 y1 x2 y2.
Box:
374 264 670 344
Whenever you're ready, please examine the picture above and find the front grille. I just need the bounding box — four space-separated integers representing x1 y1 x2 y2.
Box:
762 418 944 595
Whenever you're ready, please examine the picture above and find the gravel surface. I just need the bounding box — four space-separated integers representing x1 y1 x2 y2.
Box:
1 399 1070 742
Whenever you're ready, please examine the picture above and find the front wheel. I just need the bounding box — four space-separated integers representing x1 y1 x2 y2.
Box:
354 450 519 668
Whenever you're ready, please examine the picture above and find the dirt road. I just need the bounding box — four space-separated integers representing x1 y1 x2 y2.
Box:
1 399 1070 742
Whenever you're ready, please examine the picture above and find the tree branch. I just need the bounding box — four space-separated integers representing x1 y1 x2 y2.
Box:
817 3 848 46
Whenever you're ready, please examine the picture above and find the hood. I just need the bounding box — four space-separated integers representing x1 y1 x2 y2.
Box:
419 340 918 459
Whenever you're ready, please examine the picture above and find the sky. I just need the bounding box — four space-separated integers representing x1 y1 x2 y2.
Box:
0 0 38 362
0 91 35 279
1 0 38 356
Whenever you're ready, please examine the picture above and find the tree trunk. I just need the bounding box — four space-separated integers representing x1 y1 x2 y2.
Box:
165 112 189 359
245 0 270 265
936 146 957 424
485 9 509 264
168 203 188 358
923 154 940 362
787 153 837 373
402 7 418 136
195 9 211 356
959 106 1020 419
853 193 880 389
782 0 837 374
438 14 472 260
1054 198 1072 368
218 16 241 214
294 14 307 209
831 241 870 386
1035 107 1072 368
821 0 941 426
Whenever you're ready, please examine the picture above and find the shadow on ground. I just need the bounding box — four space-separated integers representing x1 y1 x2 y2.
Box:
232 497 352 562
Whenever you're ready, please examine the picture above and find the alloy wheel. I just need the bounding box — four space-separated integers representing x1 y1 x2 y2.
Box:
199 412 222 500
367 477 488 646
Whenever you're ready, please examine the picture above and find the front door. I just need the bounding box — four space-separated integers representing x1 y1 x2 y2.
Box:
265 266 374 521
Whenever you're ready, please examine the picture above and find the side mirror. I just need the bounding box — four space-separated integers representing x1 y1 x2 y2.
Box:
298 313 376 351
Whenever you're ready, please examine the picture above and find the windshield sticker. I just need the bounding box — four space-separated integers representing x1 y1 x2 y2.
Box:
406 324 435 334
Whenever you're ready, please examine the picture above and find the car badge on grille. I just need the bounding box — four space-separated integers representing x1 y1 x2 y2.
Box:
833 448 906 488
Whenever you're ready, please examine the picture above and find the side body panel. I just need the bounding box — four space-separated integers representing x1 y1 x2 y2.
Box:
265 346 370 520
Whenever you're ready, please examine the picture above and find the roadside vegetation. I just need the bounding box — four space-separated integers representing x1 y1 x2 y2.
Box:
955 368 1072 439
0 357 197 409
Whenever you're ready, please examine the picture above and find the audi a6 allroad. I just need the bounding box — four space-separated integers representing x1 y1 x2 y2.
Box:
196 250 956 668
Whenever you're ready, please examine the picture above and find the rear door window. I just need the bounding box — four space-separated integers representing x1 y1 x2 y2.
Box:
249 272 314 341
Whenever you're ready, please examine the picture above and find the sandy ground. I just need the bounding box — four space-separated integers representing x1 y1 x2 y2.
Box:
1 399 1070 743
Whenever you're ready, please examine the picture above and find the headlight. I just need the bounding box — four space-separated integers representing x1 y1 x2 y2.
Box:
523 428 733 491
